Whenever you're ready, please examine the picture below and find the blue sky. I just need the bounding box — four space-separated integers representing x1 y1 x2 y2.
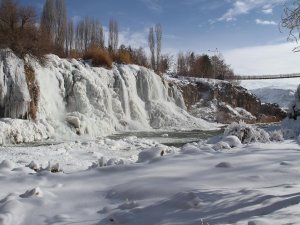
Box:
18 0 300 74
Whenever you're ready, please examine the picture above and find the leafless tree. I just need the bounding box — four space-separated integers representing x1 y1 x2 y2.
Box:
41 0 67 53
177 52 188 76
75 17 105 52
108 18 118 52
281 1 300 52
155 23 162 72
55 0 67 51
0 0 47 58
65 20 74 55
131 47 149 67
148 26 155 70
19 5 35 30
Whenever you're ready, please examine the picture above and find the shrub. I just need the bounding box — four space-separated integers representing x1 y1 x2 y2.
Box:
112 51 132 64
83 47 112 69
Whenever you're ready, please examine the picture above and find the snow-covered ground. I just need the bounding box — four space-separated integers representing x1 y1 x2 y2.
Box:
1 137 300 225
1 50 300 224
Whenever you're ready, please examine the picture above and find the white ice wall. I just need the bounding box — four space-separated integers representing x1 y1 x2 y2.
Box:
0 50 213 143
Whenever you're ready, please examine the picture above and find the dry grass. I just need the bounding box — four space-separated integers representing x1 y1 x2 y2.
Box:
112 51 132 65
83 47 112 69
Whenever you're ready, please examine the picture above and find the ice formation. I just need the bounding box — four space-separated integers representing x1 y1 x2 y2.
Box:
0 50 30 119
0 50 213 143
281 84 300 138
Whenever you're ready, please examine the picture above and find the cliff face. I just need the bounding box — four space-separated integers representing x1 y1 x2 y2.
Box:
179 78 287 124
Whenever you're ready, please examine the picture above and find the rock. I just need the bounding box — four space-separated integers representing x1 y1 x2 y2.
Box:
180 79 287 124
66 116 81 129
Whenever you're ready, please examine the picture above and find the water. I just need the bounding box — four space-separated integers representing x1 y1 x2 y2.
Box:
3 129 223 148
108 129 223 147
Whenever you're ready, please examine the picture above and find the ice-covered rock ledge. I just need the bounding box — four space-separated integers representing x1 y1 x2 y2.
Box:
0 49 215 144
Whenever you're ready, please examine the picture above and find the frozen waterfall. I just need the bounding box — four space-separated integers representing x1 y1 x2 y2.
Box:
0 50 213 143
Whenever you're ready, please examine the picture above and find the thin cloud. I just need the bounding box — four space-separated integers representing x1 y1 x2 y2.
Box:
255 19 277 26
118 28 148 49
262 4 273 14
218 0 281 22
141 0 163 13
262 8 273 14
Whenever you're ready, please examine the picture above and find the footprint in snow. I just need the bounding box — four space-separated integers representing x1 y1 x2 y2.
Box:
118 200 139 210
45 214 71 224
215 162 232 168
19 187 43 198
280 161 293 166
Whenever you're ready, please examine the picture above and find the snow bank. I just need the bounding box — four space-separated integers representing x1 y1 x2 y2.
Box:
0 50 215 143
0 118 51 145
224 121 270 144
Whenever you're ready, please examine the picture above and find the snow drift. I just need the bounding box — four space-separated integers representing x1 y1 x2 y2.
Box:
0 50 213 143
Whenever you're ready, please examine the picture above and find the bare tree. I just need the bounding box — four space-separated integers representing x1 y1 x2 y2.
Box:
40 0 55 37
75 17 105 52
281 1 300 52
148 27 155 70
0 0 39 56
75 19 84 51
41 0 67 53
131 47 149 67
65 20 74 55
108 18 118 52
55 0 67 51
155 23 162 72
177 52 188 76
19 5 35 30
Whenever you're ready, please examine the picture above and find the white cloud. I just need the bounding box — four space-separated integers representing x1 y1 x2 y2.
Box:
118 28 148 49
262 8 273 14
255 19 277 26
223 42 300 75
219 0 280 21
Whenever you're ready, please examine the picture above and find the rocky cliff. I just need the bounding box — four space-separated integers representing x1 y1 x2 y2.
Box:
176 78 287 124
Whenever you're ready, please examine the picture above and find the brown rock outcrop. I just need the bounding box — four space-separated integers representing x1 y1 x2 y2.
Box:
179 79 286 124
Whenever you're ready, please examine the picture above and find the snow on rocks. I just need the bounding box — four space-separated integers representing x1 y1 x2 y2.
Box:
137 145 169 163
224 121 270 144
19 187 43 198
222 135 242 148
0 160 15 171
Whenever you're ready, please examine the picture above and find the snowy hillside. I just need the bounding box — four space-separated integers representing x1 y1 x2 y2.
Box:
0 50 214 144
250 88 294 108
241 78 300 108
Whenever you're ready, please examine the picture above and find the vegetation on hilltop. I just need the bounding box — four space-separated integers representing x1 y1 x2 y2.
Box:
0 0 237 81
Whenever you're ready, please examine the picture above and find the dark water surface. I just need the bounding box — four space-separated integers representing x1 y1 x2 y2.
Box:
108 129 223 147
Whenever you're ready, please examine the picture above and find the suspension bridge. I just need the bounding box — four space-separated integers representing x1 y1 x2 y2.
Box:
235 73 300 80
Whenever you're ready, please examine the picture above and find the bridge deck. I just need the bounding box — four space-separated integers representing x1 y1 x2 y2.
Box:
236 73 300 80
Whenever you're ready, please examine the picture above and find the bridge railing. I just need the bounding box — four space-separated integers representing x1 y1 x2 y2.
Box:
235 73 300 80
